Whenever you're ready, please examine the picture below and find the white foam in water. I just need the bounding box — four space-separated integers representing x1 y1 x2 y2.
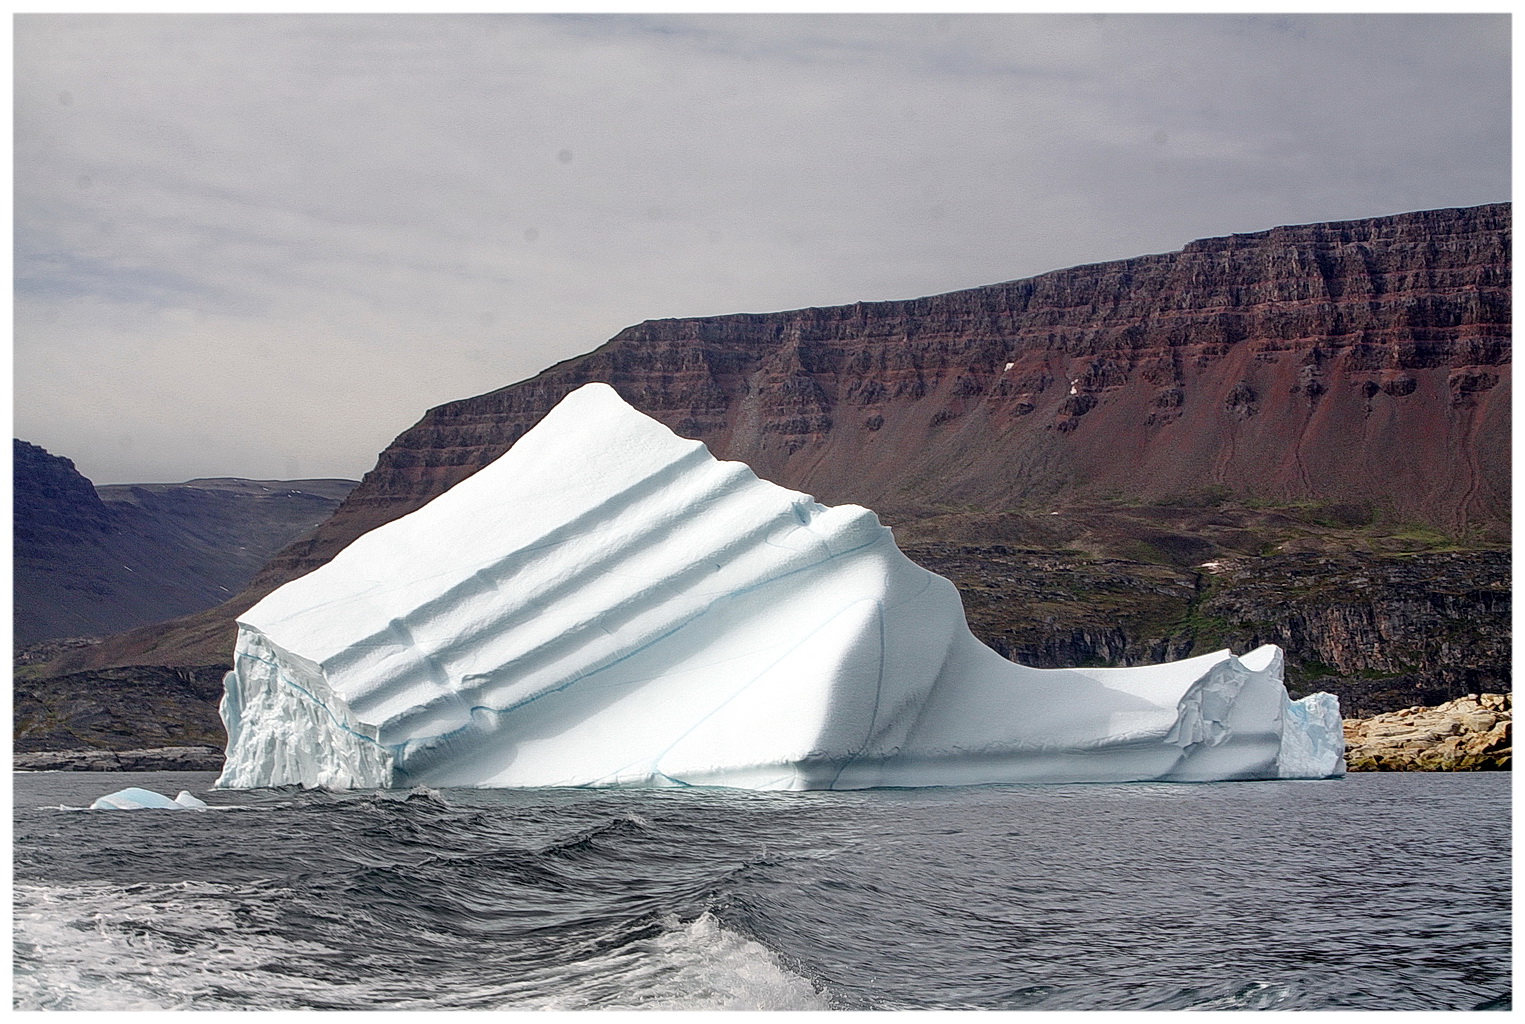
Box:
607 912 827 1010
218 383 1346 791
1188 980 1295 1010
12 881 327 1010
14 878 664 1012
15 880 823 1012
521 912 828 1011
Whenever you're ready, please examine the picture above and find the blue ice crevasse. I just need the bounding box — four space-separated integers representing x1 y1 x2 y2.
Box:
216 383 1346 790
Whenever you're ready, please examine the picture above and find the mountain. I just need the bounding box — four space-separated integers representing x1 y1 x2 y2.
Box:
320 202 1508 537
13 439 356 645
38 204 1510 719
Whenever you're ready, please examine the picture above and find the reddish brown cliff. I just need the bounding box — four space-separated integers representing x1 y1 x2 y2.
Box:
55 203 1510 671
310 202 1509 547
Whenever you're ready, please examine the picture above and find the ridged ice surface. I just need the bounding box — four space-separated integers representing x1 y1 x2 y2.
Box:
217 383 1344 790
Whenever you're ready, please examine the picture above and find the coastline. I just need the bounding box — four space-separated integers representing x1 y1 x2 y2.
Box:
1343 693 1511 771
14 693 1512 777
13 746 224 772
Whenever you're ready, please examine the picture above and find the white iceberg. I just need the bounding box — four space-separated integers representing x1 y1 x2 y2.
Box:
217 383 1345 790
90 787 208 810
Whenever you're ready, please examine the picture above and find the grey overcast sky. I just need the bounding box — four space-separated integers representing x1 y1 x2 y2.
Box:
14 12 1511 485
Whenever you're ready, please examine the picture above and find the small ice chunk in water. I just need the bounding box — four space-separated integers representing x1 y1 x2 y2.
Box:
90 787 208 810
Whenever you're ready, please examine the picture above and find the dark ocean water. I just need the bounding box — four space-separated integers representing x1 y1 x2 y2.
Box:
12 770 1511 1011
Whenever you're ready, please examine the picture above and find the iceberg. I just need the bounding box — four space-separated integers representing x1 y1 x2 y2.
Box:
90 787 208 810
217 383 1345 790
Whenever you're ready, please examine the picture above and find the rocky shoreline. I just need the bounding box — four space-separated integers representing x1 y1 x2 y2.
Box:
1344 693 1511 771
12 693 1511 774
12 746 225 772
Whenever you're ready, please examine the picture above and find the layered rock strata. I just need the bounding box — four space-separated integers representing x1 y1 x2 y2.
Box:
320 202 1510 565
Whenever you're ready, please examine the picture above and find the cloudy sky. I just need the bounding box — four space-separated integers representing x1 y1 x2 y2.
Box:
14 13 1511 485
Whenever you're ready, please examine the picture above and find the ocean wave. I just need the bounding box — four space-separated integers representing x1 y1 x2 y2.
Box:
13 881 825 1012
13 772 1511 1011
14 880 323 1011
500 911 828 1011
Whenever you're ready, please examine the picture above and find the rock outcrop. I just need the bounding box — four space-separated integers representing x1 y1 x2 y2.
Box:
916 544 1509 719
1344 693 1511 770
45 204 1511 682
13 665 230 753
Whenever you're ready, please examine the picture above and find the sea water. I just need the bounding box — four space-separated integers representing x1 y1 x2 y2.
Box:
12 770 1510 1011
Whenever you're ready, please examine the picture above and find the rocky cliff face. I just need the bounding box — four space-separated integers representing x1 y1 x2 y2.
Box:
912 543 1508 719
259 204 1508 592
14 440 115 546
13 664 227 753
1186 550 1510 715
47 204 1510 683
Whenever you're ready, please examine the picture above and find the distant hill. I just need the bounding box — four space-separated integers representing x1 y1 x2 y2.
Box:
13 439 356 644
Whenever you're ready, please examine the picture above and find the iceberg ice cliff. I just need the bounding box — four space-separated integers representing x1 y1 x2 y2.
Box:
217 383 1345 790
